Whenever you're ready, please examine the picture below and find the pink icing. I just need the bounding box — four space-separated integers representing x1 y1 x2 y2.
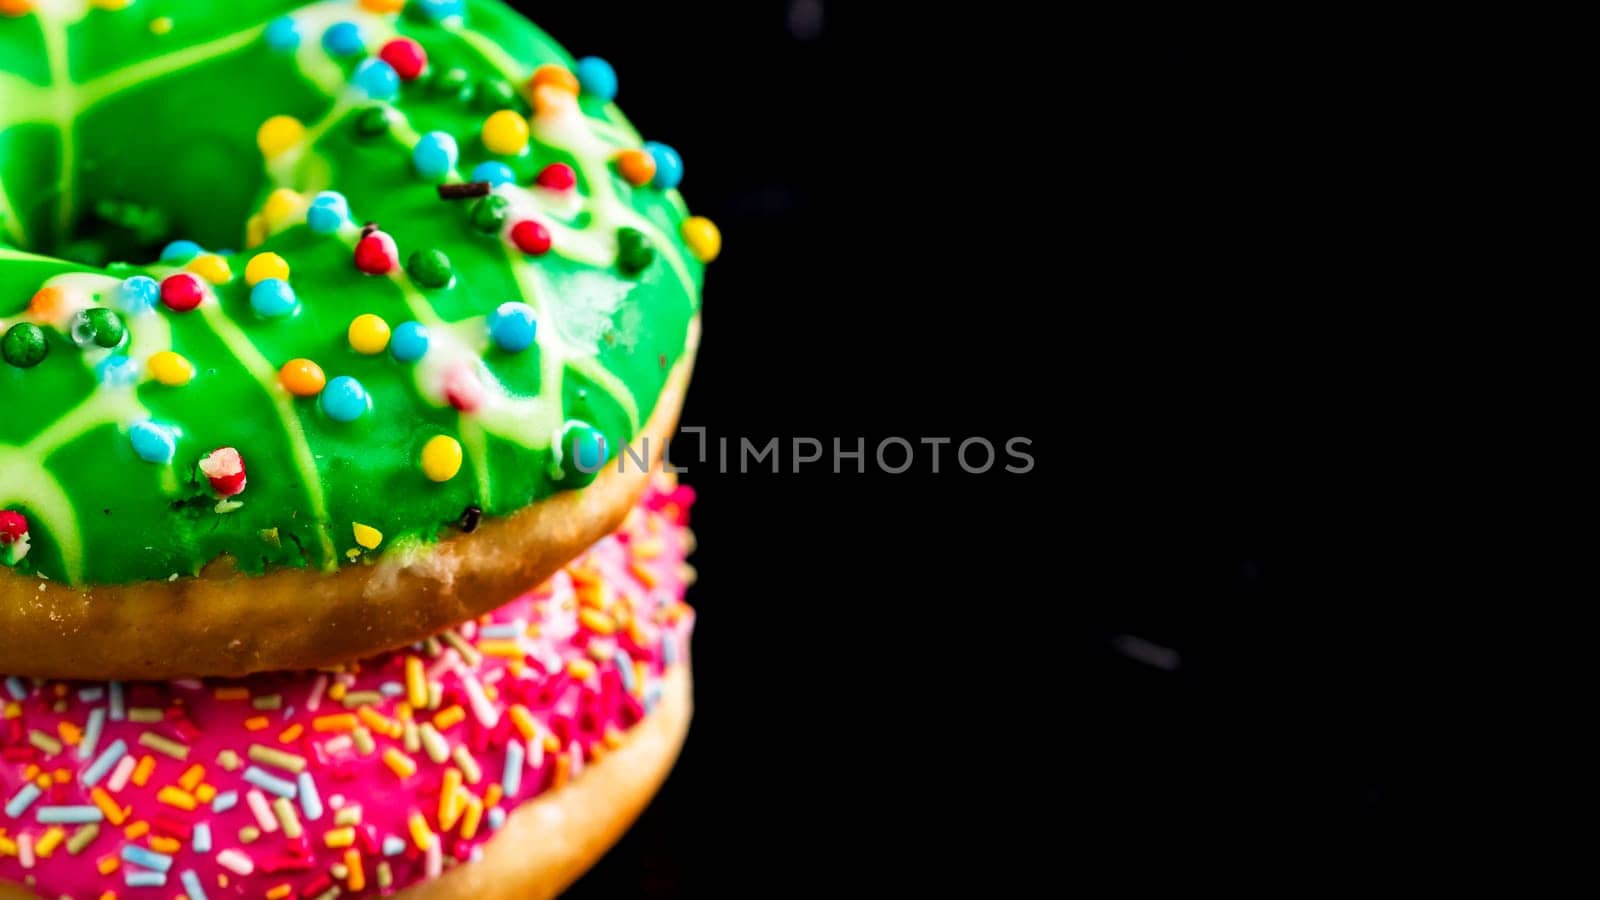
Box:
0 480 695 899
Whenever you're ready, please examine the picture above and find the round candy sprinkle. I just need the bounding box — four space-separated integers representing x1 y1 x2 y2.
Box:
415 0 465 21
70 307 126 349
307 191 350 234
348 314 392 354
257 115 305 159
353 522 383 549
443 365 484 411
1 323 48 368
360 0 404 11
352 58 400 101
536 162 577 191
147 350 195 386
354 230 399 274
322 21 362 56
420 435 463 482
470 195 510 233
279 358 326 397
390 321 430 362
430 66 471 99
0 1 34 19
0 511 26 548
160 240 202 264
482 110 529 155
574 56 618 101
261 188 307 230
528 64 579 97
321 376 370 422
28 286 63 320
643 141 683 190
471 161 516 187
245 252 290 286
407 248 454 288
186 253 233 285
473 78 518 113
614 149 655 187
250 278 299 318
354 105 397 138
412 131 459 181
160 273 206 312
682 216 722 263
560 422 609 486
487 301 537 352
616 227 656 275
199 447 247 497
95 354 139 386
264 16 299 51
379 37 427 81
510 220 552 255
117 276 159 314
128 421 177 464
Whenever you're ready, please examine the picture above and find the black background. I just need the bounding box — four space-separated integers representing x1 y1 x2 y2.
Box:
519 2 1433 892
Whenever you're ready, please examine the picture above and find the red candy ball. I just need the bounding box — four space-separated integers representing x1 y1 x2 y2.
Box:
510 220 552 255
444 366 484 412
354 231 399 275
535 163 576 191
379 38 428 82
198 447 247 497
0 510 27 545
160 273 205 312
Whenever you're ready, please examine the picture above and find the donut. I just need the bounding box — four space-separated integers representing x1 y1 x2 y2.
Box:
0 0 718 678
0 476 697 899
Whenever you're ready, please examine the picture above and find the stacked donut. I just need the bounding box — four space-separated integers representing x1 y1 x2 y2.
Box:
1 1 710 897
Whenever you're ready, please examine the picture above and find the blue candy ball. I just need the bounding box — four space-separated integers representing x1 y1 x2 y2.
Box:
306 191 349 235
487 302 538 353
390 321 431 362
265 17 300 52
321 375 370 422
250 279 299 319
117 276 159 315
322 21 363 56
643 142 682 190
160 240 202 264
574 57 618 101
415 0 465 20
561 422 609 485
95 354 139 387
311 191 350 217
352 58 400 101
412 132 459 181
471 161 516 187
129 421 177 464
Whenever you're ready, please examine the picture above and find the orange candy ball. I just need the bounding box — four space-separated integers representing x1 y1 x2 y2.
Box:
28 287 64 321
279 358 326 397
615 149 656 187
528 64 579 98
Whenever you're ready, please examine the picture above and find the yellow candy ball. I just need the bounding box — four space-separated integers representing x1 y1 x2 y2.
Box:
147 351 194 387
245 214 268 249
257 116 305 160
149 15 172 34
245 252 290 286
681 216 722 263
90 0 132 10
421 435 463 482
348 314 391 355
278 358 326 397
186 253 233 285
482 110 530 156
262 189 307 231
359 0 404 12
352 522 383 550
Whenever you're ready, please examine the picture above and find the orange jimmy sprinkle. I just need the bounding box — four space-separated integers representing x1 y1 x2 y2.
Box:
213 687 250 701
312 713 358 733
130 756 156 787
244 716 270 731
432 705 465 731
278 723 304 743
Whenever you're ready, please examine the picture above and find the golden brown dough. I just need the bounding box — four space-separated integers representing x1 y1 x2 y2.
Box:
0 323 697 680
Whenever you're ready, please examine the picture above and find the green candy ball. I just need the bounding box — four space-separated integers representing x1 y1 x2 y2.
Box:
470 195 510 233
2 322 49 368
473 78 517 113
71 307 126 349
431 67 472 102
560 423 609 487
354 106 396 138
616 227 655 275
407 249 454 289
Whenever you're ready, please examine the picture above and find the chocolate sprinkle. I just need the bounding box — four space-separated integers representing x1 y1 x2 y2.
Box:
438 182 492 201
459 506 483 533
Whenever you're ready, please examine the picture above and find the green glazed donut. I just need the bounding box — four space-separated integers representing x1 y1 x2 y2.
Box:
0 0 717 592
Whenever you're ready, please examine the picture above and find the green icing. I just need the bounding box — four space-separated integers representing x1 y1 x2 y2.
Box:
0 0 703 586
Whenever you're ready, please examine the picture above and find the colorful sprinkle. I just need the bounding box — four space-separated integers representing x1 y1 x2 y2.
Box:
263 16 299 51
389 321 430 362
1 322 49 368
354 230 399 275
415 0 465 20
94 354 139 386
412 131 459 181
321 21 363 56
528 63 579 97
616 226 656 274
560 422 609 485
614 148 656 187
198 447 247 498
469 194 510 233
482 109 530 155
379 37 428 81
420 435 462 482
487 301 538 352
348 314 392 354
256 115 305 160
116 276 159 314
510 219 552 255
574 56 618 100
146 350 194 387
306 191 350 234
406 248 453 288
159 240 202 264
278 358 326 397
353 523 383 550
186 253 233 285
249 278 299 319
682 216 723 263
320 376 370 422
352 58 400 101
69 307 125 349
128 421 177 464
643 141 683 189
159 273 205 312
471 161 515 186
536 162 577 191
244 252 290 286
261 188 307 230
